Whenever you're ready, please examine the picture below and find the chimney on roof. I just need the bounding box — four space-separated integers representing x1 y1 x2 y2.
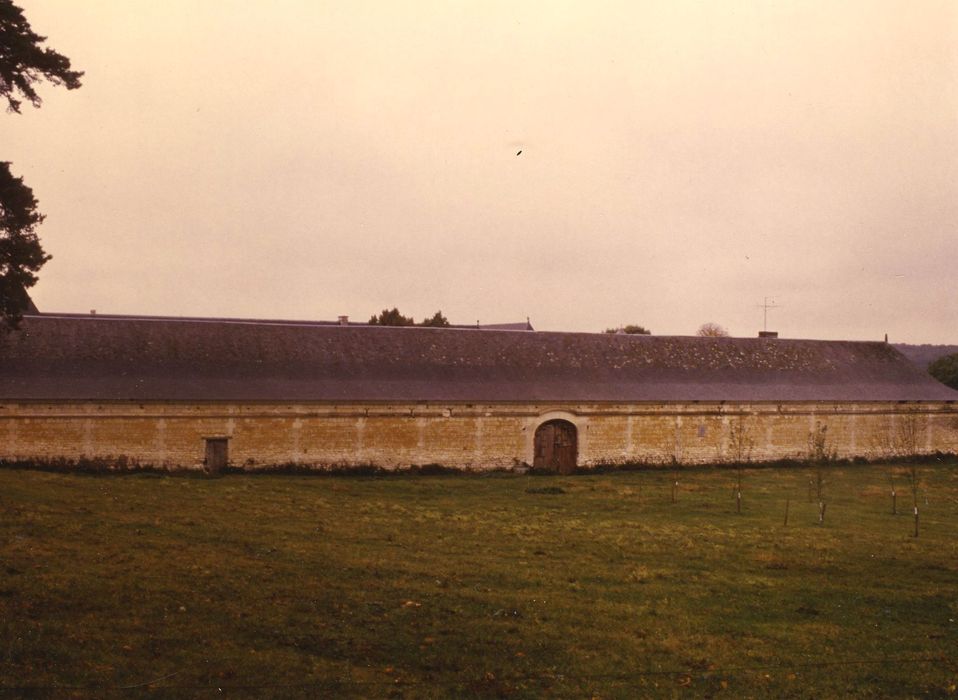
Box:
90 309 96 315
338 315 348 326
758 331 778 338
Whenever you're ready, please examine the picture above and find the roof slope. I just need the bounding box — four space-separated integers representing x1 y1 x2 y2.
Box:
1 314 956 402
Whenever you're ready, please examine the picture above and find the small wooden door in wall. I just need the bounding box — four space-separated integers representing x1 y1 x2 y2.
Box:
533 420 577 474
204 438 229 473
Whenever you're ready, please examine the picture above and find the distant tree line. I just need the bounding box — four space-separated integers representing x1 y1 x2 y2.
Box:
603 325 651 335
697 322 729 337
368 308 450 327
928 353 958 390
600 323 732 337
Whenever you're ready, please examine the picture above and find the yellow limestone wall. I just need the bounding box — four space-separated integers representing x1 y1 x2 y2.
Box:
2 401 958 470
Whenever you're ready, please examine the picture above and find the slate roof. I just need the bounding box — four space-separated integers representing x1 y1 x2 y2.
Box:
1 314 956 402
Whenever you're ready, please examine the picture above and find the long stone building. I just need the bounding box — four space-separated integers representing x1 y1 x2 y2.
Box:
1 312 957 472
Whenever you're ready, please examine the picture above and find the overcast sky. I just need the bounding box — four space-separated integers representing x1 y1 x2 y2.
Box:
8 1 958 341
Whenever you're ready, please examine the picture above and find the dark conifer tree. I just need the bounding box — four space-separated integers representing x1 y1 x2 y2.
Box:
0 163 47 327
0 0 82 328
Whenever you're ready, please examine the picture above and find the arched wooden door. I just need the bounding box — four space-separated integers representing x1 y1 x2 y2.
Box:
533 420 578 474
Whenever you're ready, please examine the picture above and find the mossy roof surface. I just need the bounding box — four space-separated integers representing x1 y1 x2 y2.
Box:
2 314 956 402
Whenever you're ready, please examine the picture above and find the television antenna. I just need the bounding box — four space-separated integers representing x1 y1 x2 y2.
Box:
757 296 780 332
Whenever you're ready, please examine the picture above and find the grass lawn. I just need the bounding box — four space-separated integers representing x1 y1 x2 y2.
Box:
1 463 957 698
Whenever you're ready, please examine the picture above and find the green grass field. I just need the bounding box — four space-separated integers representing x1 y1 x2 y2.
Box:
2 463 957 698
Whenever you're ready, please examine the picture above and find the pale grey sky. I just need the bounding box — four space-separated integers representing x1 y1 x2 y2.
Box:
9 1 958 341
